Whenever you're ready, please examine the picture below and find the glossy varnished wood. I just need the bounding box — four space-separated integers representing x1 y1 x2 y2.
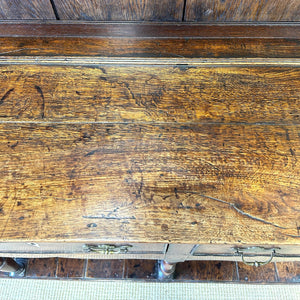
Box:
57 258 85 278
52 0 184 21
0 0 56 20
0 121 299 243
0 23 299 58
1 37 300 58
175 261 237 281
185 0 300 22
0 64 299 124
125 259 157 279
237 262 278 282
0 24 299 252
0 22 299 38
86 259 124 279
26 258 57 278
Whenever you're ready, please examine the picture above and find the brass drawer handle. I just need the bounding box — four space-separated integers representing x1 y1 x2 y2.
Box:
241 250 275 267
235 247 276 267
83 244 132 254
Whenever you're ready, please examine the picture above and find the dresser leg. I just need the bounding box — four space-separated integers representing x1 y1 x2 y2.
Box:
0 258 27 276
158 260 177 280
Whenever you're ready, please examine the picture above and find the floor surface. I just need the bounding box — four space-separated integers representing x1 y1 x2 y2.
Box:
1 259 299 283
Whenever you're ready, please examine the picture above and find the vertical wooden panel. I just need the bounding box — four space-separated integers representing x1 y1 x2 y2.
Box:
26 258 58 278
276 262 300 283
237 262 278 282
0 0 56 19
175 261 238 281
185 0 300 22
86 260 124 279
56 258 85 278
125 260 157 279
53 0 184 21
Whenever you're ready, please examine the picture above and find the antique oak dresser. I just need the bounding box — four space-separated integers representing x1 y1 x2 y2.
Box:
0 0 299 278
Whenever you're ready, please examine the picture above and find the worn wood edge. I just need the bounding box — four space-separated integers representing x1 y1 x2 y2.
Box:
0 38 299 59
0 253 299 262
0 57 299 66
1 37 299 58
0 22 299 38
0 252 165 260
2 20 300 25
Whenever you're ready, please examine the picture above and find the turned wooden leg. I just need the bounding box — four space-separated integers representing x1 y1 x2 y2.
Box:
0 258 26 276
158 260 177 280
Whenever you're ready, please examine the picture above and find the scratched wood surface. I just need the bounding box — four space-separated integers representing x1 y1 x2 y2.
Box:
0 59 299 244
52 0 184 21
0 65 299 124
0 0 56 20
185 0 300 22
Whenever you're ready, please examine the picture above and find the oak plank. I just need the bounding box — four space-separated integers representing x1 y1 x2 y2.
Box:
26 258 58 278
52 0 184 21
237 262 278 282
185 0 300 22
57 258 85 278
86 259 124 279
0 0 56 20
0 23 298 58
125 260 157 279
0 23 299 39
0 123 299 244
175 261 238 281
0 64 299 124
276 262 300 282
1 37 299 58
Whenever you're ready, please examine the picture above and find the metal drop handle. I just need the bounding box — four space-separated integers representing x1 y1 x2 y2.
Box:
83 244 132 254
238 249 275 267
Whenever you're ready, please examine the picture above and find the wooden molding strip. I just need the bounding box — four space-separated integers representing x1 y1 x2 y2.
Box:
0 23 299 58
0 22 299 38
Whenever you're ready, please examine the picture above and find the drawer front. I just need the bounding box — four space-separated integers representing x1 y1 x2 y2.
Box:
0 242 167 257
166 244 300 264
192 244 300 260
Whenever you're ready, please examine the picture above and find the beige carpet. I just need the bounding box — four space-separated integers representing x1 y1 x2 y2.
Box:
0 279 299 300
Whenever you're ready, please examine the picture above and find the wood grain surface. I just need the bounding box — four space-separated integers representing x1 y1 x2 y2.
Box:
52 0 184 21
124 260 157 279
26 258 58 278
185 0 300 21
276 262 300 282
1 23 299 38
0 66 299 244
1 23 299 59
0 25 299 247
0 65 299 124
237 262 277 282
86 259 124 279
1 122 297 243
0 0 56 20
175 261 237 281
56 258 85 278
1 37 300 58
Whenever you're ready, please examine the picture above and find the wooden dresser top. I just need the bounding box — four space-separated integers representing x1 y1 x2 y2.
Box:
0 22 299 246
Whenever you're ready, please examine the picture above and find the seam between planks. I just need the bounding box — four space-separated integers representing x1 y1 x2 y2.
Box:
0 57 300 66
